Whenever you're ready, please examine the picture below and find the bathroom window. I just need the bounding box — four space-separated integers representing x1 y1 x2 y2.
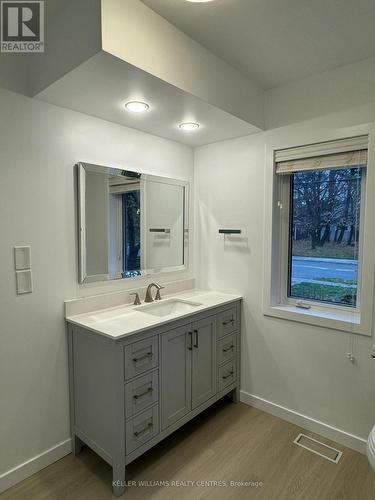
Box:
264 135 375 335
288 167 362 308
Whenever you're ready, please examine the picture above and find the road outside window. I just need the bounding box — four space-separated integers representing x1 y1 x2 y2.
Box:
288 168 362 307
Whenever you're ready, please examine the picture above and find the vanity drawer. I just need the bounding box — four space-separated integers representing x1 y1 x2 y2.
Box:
125 405 159 454
217 306 237 338
218 360 237 392
124 337 159 380
125 370 159 419
217 333 237 365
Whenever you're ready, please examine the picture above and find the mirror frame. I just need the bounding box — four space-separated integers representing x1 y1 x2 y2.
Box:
77 162 189 284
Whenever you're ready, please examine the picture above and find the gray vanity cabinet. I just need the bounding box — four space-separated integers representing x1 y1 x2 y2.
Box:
67 299 241 497
161 315 217 430
161 324 192 429
191 315 217 409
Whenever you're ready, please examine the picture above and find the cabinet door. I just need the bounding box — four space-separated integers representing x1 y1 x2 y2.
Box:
161 325 192 430
192 315 217 410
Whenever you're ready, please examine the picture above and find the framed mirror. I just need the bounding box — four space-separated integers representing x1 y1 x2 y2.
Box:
77 163 189 283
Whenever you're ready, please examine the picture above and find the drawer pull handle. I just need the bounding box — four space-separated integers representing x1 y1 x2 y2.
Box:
188 331 193 351
222 371 234 380
193 329 199 348
133 387 153 400
222 344 234 353
134 422 153 437
222 318 234 326
133 352 152 363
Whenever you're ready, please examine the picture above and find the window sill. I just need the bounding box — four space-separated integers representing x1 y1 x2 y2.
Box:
263 303 370 335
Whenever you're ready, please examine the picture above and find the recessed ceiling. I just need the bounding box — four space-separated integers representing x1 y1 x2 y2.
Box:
36 51 260 147
141 0 375 89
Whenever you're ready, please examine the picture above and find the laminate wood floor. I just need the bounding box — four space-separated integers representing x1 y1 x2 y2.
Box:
2 399 375 500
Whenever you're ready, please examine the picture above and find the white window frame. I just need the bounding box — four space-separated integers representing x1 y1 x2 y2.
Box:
263 129 375 336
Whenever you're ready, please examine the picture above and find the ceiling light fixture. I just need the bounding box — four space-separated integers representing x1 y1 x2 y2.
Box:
186 0 215 2
179 122 200 131
125 101 150 113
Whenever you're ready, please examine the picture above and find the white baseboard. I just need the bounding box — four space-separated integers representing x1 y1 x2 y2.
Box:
0 439 72 494
240 391 367 455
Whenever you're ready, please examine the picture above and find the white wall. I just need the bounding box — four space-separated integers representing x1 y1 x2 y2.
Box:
194 104 375 450
266 56 375 129
0 88 193 484
0 56 31 96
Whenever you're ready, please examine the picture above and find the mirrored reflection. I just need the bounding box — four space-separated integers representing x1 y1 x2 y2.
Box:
79 164 188 283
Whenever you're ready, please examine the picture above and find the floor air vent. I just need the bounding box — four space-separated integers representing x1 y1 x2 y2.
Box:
294 433 343 464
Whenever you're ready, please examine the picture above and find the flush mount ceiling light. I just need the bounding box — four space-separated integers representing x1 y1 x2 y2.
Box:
185 0 215 2
125 101 150 113
179 122 200 131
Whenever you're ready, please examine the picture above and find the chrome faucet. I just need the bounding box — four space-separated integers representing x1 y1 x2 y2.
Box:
144 283 164 303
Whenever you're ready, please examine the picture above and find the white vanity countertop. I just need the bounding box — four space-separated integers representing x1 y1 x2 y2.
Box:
66 289 242 339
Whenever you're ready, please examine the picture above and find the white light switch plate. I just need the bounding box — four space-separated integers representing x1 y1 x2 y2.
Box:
14 246 31 270
16 270 33 294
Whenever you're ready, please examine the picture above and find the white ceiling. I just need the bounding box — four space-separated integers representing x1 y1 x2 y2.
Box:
142 0 375 89
36 51 260 147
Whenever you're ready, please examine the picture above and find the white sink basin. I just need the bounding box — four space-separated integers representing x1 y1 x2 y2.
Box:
136 299 202 317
